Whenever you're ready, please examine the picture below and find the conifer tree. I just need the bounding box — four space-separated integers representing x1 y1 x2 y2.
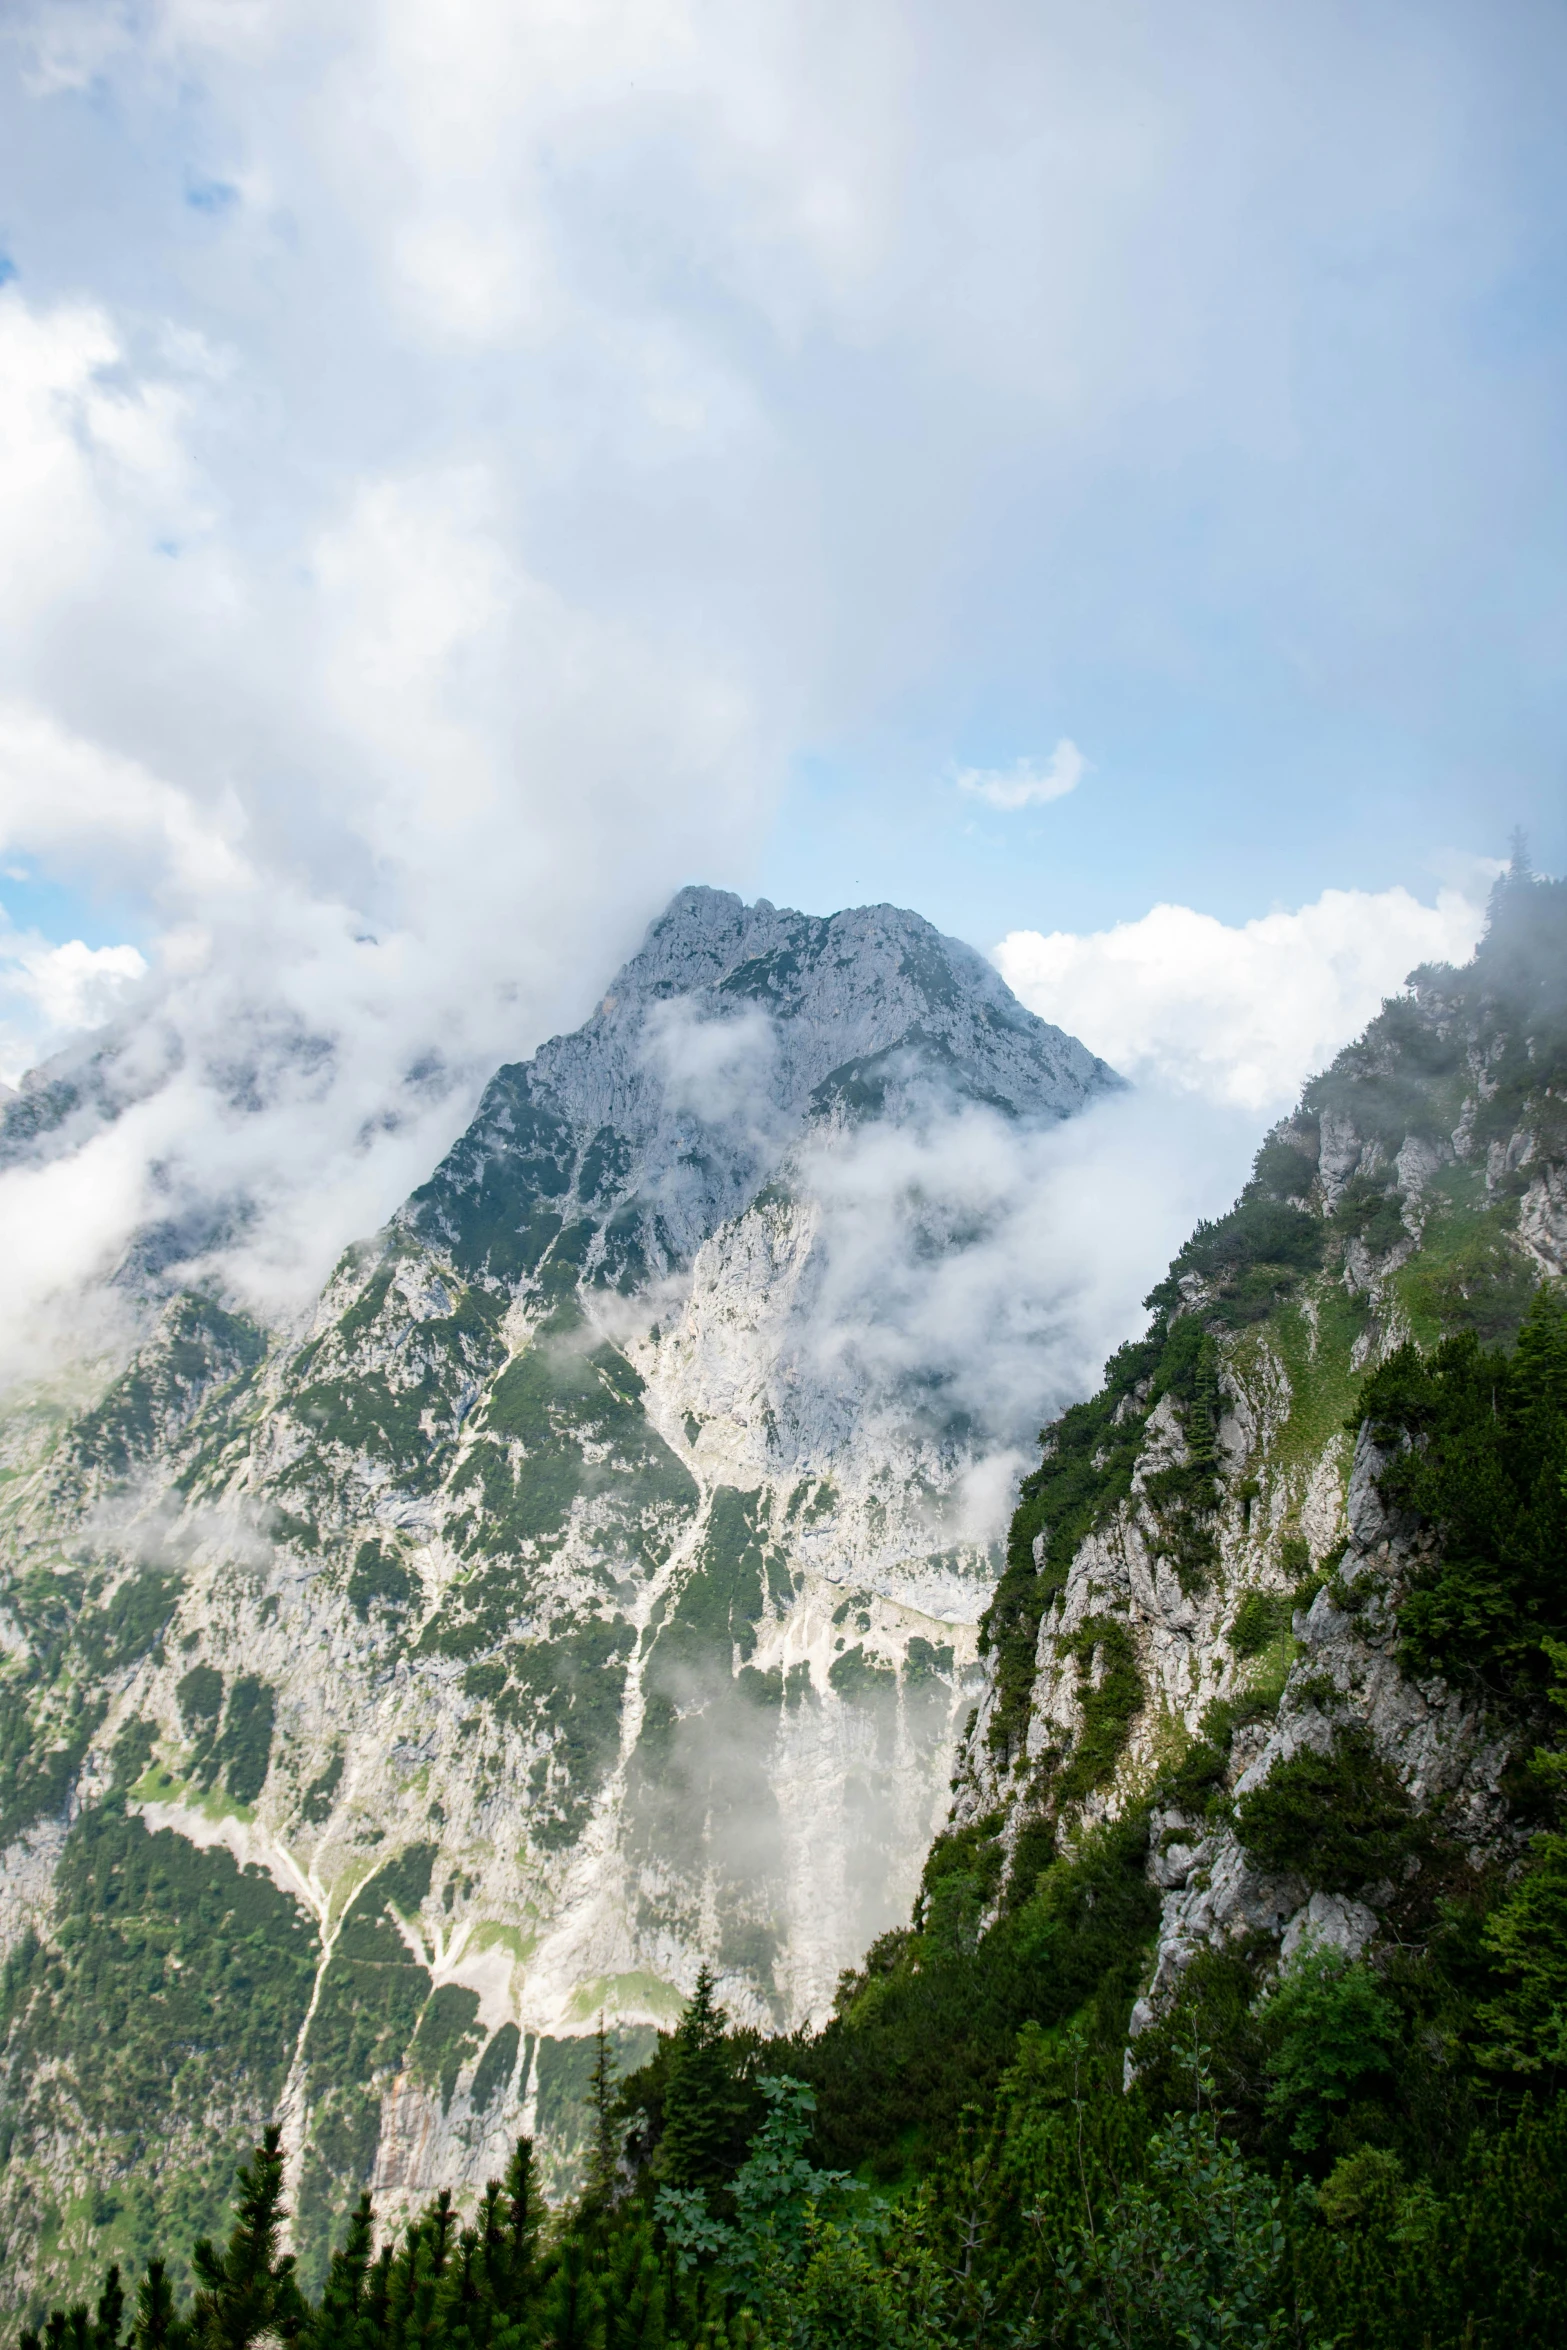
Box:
92 2268 124 2350
362 2246 395 2345
500 2138 542 2317
432 2227 484 2350
309 2193 374 2348
426 2193 456 2283
541 2239 605 2350
127 2261 186 2350
188 2128 304 2350
383 2216 440 2350
583 2017 621 2215
656 1968 739 2193
604 2223 665 2350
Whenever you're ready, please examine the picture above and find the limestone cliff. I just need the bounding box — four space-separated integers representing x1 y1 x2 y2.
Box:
946 868 1567 2056
0 887 1114 2303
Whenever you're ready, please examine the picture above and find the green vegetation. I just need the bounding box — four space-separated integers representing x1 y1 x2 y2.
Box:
1052 1616 1145 1810
283 1260 507 1503
1234 1725 1420 1891
436 1316 696 1588
209 1677 275 1806
1395 1181 1541 1346
469 2023 521 2117
299 1751 343 1826
66 1297 266 1483
409 1986 484 2113
348 1541 416 1621
1229 1588 1292 1658
1146 1196 1325 1327
1359 1281 1567 1718
979 1310 1227 1787
33 1794 1567 2350
0 1805 317 2300
405 1071 578 1285
75 1572 183 1679
0 1670 103 1851
10 870 1567 2344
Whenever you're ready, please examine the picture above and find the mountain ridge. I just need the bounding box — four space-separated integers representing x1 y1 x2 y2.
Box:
0 885 1118 2303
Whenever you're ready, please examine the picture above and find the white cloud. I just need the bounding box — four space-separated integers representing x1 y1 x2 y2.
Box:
780 1081 1263 1542
0 289 205 624
995 883 1490 1115
956 739 1086 812
0 934 148 1084
643 999 780 1133
0 0 1556 1378
0 264 767 1368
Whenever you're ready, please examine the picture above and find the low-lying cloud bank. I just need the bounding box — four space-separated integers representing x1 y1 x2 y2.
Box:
0 873 1491 1409
791 1083 1265 1523
994 883 1490 1114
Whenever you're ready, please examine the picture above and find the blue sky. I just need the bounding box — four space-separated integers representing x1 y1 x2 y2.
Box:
1 2 1563 966
0 2 1560 1325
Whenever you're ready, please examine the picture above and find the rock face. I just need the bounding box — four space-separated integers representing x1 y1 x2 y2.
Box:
0 887 1115 2301
946 871 1566 2063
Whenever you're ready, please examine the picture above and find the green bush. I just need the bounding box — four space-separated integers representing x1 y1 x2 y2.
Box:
1230 1590 1292 1660
1234 1727 1418 1892
1359 1283 1567 1717
1261 1944 1401 2154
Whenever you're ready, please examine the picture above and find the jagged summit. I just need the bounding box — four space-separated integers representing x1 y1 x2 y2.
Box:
605 884 1097 1086
402 885 1117 1295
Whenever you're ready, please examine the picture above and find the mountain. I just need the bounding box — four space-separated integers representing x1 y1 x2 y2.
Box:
912 858 1567 2074
0 887 1115 2305
13 872 1567 2349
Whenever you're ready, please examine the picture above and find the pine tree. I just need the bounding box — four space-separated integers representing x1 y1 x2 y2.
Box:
604 2223 665 2350
310 2193 375 2348
130 2262 187 2350
188 2128 304 2350
363 2246 395 2344
422 2191 457 2292
583 2017 621 2214
465 2139 542 2340
382 2217 440 2350
432 2227 485 2350
539 2240 605 2350
656 1968 739 2193
93 2267 125 2350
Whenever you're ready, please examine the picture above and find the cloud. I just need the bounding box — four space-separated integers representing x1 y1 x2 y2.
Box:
642 999 780 1132
778 1082 1261 1539
956 739 1086 811
0 269 767 1369
0 931 149 1085
994 882 1490 1115
0 2 1559 1378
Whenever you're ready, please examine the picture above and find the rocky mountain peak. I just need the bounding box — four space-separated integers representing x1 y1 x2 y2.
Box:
0 884 1121 2298
404 887 1117 1298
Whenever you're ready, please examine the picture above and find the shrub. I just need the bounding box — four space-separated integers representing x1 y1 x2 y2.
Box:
1234 1728 1417 1892
1230 1591 1292 1660
1261 1945 1401 2154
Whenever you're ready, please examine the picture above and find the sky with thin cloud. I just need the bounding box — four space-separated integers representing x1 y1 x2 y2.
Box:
0 0 1562 1364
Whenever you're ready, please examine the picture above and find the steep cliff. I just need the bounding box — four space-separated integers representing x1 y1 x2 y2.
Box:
945 866 1567 2059
0 888 1115 2304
